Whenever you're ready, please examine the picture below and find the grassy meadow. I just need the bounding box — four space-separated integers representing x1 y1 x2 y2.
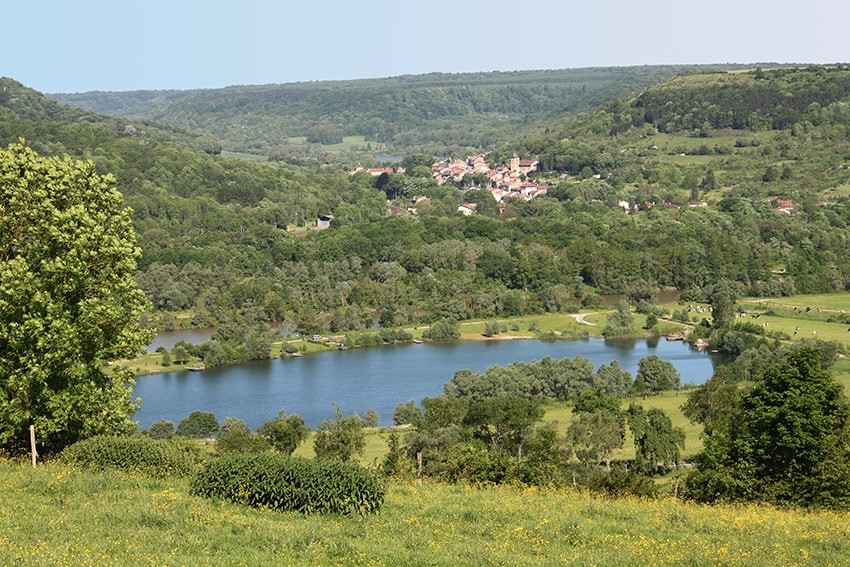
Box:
6 294 850 565
3 460 850 566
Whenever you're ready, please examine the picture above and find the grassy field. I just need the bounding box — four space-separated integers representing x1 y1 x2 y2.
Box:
2 460 849 566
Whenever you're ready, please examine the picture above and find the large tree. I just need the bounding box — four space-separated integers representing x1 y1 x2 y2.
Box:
0 143 151 454
685 345 850 508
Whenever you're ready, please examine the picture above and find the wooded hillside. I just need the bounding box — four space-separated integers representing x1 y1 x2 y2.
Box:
50 65 757 160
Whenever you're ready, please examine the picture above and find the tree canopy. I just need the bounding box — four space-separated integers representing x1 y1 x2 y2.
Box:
684 345 850 508
0 142 151 454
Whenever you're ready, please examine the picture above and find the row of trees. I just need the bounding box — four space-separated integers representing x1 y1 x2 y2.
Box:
148 406 379 461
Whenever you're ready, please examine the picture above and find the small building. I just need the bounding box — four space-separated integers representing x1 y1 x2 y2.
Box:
316 214 334 229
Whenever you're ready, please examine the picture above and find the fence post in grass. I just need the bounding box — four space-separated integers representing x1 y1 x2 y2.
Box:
417 451 423 481
29 425 37 467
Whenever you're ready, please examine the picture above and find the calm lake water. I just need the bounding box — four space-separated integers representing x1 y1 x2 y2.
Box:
132 338 724 430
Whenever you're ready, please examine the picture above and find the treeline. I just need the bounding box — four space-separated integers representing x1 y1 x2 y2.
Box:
384 352 686 491
4 75 850 338
137 198 848 335
50 65 754 158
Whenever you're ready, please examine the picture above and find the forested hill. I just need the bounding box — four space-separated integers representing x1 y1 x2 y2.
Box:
3 68 850 357
0 78 222 155
50 65 757 159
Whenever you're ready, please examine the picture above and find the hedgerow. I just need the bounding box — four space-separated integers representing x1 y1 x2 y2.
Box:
189 453 385 515
59 435 198 478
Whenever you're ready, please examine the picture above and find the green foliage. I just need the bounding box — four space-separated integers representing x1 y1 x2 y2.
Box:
313 406 366 462
52 66 729 159
257 410 309 455
627 405 686 475
189 453 385 515
176 411 219 438
423 318 460 341
634 355 682 395
686 345 850 508
569 409 626 470
215 417 270 454
586 465 659 499
463 396 544 457
362 408 380 428
447 356 596 402
148 420 175 440
509 423 572 487
60 435 197 478
392 400 423 426
602 300 635 338
380 430 415 478
0 142 152 455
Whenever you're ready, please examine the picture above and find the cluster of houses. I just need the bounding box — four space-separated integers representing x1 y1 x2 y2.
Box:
431 154 548 203
348 153 549 219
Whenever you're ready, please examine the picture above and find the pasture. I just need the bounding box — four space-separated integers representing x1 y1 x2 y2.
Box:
2 460 849 566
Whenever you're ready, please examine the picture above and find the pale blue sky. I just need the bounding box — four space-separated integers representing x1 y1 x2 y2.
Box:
5 0 849 93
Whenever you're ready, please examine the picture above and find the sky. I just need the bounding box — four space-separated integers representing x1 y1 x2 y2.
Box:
5 0 850 93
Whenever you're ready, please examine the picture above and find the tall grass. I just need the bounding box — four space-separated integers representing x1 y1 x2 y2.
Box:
1 460 849 565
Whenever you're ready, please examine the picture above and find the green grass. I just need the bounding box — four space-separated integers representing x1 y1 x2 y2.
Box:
2 460 850 566
219 150 269 162
739 293 850 348
542 390 702 460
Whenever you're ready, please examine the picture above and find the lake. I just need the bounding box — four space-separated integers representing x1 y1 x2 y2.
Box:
132 337 724 430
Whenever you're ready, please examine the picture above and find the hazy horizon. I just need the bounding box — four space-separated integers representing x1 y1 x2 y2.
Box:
5 0 850 93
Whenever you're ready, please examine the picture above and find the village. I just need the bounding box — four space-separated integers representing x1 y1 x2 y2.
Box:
352 153 548 217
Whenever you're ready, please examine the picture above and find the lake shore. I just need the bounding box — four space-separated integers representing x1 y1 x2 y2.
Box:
122 310 691 377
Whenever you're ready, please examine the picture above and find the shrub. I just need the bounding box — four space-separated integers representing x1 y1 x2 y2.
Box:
148 419 175 440
60 435 197 478
190 453 385 515
176 411 219 438
586 465 659 498
216 417 270 454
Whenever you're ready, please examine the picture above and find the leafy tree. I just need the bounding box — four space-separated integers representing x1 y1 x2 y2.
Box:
380 430 415 478
176 411 219 438
462 396 543 457
569 409 625 471
627 405 685 474
393 400 423 426
634 355 682 394
313 405 366 462
510 423 571 486
707 281 738 329
363 408 380 428
686 346 850 508
257 410 309 455
421 395 468 432
602 300 635 338
422 317 460 341
171 344 191 365
594 361 633 397
0 143 152 455
216 417 269 454
572 388 621 415
148 420 175 440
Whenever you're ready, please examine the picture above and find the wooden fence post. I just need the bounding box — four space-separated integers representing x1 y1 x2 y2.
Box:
29 425 37 468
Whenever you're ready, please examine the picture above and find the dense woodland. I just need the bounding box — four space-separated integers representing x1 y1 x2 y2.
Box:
51 65 757 161
4 69 850 353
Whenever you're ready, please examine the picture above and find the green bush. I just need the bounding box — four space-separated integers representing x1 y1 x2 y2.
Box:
60 435 198 478
190 453 385 515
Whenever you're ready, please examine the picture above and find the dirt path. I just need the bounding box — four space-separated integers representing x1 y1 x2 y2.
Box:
571 313 596 326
